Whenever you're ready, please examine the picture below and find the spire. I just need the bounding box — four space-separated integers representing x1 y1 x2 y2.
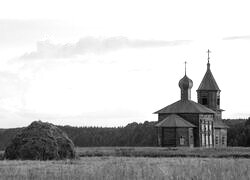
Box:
197 50 220 91
185 61 187 75
207 49 211 69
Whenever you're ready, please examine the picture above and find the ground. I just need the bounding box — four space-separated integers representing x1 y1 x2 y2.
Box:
1 147 250 180
76 146 250 158
0 157 250 180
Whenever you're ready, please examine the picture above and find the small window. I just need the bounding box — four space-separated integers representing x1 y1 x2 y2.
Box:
215 136 219 145
222 136 225 145
202 98 208 105
217 98 220 105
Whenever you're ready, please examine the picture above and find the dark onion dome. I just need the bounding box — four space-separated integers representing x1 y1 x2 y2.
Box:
179 75 193 89
197 62 220 91
154 99 215 114
155 114 196 128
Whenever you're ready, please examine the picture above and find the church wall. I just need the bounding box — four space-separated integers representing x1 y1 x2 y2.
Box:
176 128 189 147
178 114 200 147
158 113 200 147
162 128 176 146
199 114 214 147
188 128 194 147
158 113 215 147
158 114 169 122
208 91 218 110
214 129 220 147
157 128 162 146
214 128 227 147
160 127 190 147
221 129 227 147
178 114 199 126
215 111 222 120
197 90 220 111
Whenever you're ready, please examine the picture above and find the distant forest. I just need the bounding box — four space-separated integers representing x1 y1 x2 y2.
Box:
0 118 250 150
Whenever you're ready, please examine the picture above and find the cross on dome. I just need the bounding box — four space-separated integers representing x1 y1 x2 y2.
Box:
207 49 211 63
185 61 187 75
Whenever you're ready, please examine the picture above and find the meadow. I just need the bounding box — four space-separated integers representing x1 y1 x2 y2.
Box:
1 147 250 179
0 157 250 180
76 146 250 158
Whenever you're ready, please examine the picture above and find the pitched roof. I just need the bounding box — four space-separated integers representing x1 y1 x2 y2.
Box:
197 63 220 91
154 100 215 114
155 114 196 127
214 120 229 128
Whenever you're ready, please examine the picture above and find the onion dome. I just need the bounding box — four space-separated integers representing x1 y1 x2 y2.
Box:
178 62 193 100
179 75 193 90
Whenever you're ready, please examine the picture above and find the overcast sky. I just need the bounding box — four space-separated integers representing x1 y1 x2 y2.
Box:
0 0 250 128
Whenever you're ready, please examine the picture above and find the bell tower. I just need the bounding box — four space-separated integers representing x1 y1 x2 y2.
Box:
197 50 222 120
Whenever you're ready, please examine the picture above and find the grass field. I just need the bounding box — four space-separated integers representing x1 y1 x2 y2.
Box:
76 146 250 158
1 147 250 179
1 147 250 159
0 157 250 180
0 147 250 160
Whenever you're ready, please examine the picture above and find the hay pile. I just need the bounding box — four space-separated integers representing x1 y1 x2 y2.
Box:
4 121 76 160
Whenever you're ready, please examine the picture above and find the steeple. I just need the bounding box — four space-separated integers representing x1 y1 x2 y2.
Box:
179 61 193 101
197 50 220 91
185 61 187 75
197 50 222 119
207 49 211 69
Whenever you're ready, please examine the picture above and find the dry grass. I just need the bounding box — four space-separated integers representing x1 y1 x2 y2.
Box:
2 147 250 159
0 157 250 180
76 147 250 158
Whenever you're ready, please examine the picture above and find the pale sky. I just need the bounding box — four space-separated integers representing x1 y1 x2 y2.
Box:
0 0 250 128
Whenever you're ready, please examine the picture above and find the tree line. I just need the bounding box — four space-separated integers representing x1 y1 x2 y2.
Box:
0 118 250 150
226 118 250 146
0 121 157 150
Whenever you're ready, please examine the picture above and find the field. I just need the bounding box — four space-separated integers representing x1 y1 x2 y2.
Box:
1 147 250 179
0 157 250 180
2 147 250 159
76 146 250 158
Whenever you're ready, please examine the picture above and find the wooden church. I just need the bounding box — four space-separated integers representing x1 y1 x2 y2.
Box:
155 50 228 147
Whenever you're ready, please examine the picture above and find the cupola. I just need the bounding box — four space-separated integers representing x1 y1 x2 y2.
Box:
179 62 193 100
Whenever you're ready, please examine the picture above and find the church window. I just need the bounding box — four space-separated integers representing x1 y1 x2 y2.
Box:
202 98 208 105
222 136 225 145
217 98 220 105
215 136 219 145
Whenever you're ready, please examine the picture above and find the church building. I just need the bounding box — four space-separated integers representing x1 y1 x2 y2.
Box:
155 50 228 147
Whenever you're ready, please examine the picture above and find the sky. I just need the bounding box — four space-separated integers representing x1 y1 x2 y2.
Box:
0 0 250 128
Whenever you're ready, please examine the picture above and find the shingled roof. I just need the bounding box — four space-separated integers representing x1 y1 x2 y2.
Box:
155 114 196 128
197 63 220 91
154 100 215 114
214 120 229 128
